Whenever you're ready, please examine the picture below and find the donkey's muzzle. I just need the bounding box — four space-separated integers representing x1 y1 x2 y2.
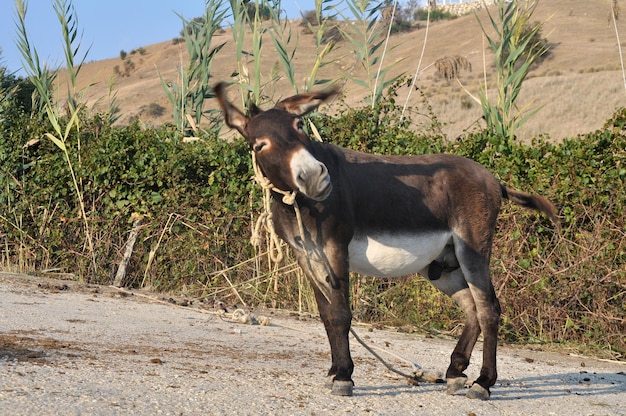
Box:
291 149 332 201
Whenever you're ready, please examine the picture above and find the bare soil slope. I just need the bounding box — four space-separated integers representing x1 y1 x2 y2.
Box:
66 0 625 141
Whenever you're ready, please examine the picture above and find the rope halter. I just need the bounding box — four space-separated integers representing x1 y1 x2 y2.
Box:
249 149 332 304
250 152 305 264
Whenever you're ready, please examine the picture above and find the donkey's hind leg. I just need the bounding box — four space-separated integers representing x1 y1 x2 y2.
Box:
427 268 482 396
453 243 501 400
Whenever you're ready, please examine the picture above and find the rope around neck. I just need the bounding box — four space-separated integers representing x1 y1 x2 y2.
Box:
250 152 332 304
250 152 306 264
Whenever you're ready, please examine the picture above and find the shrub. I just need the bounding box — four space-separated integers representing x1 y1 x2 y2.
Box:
1 67 35 115
315 88 444 156
244 1 272 21
322 25 343 43
414 8 456 21
1 117 257 284
144 102 165 118
123 59 135 76
180 16 207 37
129 47 146 56
389 20 413 34
300 9 342 43
300 10 319 30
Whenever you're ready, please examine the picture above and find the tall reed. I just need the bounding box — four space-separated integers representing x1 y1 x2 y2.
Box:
301 0 340 92
269 6 299 93
160 0 226 136
340 0 403 106
610 0 626 92
228 0 267 106
473 0 547 148
267 0 339 95
15 0 97 275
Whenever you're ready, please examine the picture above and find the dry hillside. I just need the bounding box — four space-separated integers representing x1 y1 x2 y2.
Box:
66 0 625 141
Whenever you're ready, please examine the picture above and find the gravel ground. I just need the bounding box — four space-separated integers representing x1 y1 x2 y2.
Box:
1 272 625 415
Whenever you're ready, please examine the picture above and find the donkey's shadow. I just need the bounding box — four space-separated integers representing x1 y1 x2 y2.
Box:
356 371 626 401
487 371 626 401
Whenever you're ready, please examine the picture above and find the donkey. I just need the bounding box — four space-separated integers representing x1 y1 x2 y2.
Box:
214 82 557 400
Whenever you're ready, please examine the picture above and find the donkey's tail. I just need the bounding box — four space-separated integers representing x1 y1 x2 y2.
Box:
501 184 559 225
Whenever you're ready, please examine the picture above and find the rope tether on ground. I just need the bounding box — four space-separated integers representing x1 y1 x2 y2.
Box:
349 328 444 385
109 284 442 385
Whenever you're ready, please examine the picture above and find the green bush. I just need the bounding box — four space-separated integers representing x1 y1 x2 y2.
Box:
1 115 257 284
414 8 456 21
315 83 444 155
0 68 35 115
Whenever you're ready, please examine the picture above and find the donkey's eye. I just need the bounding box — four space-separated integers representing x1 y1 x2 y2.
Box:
296 119 304 131
253 142 266 152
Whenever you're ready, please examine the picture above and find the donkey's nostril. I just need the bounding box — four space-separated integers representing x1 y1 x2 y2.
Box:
318 161 330 177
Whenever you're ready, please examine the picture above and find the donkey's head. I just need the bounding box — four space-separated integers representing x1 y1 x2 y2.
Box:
214 82 338 201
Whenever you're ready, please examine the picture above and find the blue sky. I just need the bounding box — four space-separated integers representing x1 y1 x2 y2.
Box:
0 0 317 75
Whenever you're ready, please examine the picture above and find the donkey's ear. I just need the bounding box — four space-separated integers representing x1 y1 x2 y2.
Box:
214 82 250 139
248 102 262 118
275 85 339 116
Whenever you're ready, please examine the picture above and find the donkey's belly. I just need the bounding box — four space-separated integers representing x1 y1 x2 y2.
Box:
348 232 452 278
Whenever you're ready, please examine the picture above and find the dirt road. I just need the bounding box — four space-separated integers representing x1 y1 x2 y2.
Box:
1 272 624 415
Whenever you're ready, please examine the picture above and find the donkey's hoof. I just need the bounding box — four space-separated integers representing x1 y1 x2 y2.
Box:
446 377 468 395
331 380 354 396
325 376 334 389
466 383 490 400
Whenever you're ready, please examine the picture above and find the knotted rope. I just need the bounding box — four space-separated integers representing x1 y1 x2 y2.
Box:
250 151 306 265
250 151 334 303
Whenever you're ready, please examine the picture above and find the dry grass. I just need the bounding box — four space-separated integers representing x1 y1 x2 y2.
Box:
60 0 625 141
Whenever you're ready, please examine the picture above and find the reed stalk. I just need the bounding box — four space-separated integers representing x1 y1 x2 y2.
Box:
372 0 398 108
610 0 626 92
401 4 431 120
340 0 403 106
228 0 249 104
15 0 97 276
269 7 299 93
227 0 267 106
301 0 339 92
473 0 547 147
268 0 338 94
160 0 226 136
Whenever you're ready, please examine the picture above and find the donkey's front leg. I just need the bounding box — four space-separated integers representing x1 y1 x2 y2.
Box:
315 281 354 396
294 249 354 396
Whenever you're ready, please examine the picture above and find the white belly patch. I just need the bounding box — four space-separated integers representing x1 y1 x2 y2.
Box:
348 232 452 277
